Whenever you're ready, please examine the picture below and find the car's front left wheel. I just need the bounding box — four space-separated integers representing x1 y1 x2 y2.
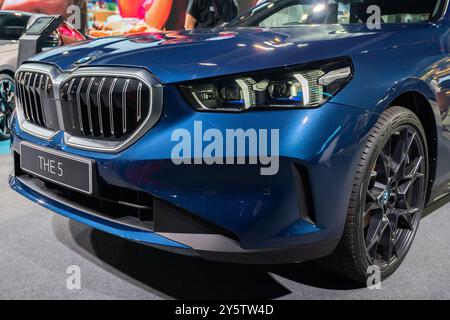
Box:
325 106 429 283
0 73 15 141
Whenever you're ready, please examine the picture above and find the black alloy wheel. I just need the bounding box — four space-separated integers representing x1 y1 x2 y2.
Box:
363 125 426 266
0 74 16 141
324 106 429 283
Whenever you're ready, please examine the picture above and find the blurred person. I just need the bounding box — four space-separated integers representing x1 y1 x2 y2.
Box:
118 0 173 29
185 0 238 30
144 0 173 29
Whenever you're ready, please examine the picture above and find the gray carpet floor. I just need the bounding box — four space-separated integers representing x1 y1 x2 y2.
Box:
0 155 448 300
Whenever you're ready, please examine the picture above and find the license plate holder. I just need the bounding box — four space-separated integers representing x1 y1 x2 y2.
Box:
20 142 94 194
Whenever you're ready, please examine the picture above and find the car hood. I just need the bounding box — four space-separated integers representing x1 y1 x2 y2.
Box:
30 24 434 84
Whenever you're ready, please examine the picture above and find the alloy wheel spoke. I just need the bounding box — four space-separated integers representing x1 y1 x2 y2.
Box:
368 170 377 189
366 214 389 251
379 136 394 180
403 156 424 180
379 224 396 261
364 189 381 217
379 219 397 261
398 156 424 195
395 204 419 230
392 130 413 176
379 151 392 180
0 80 14 104
398 211 414 230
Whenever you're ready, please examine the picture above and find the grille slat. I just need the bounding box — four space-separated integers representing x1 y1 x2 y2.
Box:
44 76 50 98
43 75 57 130
37 75 46 124
67 78 77 130
30 74 39 124
16 70 153 144
137 82 142 122
17 73 28 120
122 79 130 134
86 77 95 135
32 74 44 126
108 78 117 136
25 73 35 122
76 77 86 134
97 78 106 135
22 73 30 120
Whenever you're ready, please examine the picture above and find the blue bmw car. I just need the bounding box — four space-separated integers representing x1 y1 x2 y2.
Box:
9 0 450 282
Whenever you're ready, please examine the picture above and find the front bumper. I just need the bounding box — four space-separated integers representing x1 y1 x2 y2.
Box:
9 86 376 263
9 173 339 264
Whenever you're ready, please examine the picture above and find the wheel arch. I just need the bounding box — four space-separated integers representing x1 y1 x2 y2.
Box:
0 69 15 79
388 91 438 204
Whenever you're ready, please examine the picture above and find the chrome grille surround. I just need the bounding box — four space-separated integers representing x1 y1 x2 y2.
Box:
15 63 163 153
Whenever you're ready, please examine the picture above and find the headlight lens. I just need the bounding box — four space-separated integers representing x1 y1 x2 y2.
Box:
180 58 352 112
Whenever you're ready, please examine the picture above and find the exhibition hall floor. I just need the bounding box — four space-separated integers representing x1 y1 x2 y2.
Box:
0 154 448 300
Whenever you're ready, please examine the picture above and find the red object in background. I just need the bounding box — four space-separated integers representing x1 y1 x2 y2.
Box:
117 0 147 19
58 22 86 44
118 0 172 29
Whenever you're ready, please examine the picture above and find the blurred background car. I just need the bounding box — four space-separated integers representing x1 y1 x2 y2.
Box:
0 10 85 141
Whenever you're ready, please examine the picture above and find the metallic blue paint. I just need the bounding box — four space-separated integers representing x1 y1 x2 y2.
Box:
9 9 450 261
9 175 189 249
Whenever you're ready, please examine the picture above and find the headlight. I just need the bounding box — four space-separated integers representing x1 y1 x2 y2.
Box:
180 58 352 112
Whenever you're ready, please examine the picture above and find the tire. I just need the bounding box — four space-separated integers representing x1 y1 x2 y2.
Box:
324 106 429 283
0 73 16 141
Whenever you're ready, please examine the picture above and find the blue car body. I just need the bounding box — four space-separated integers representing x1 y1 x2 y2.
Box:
8 3 450 263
